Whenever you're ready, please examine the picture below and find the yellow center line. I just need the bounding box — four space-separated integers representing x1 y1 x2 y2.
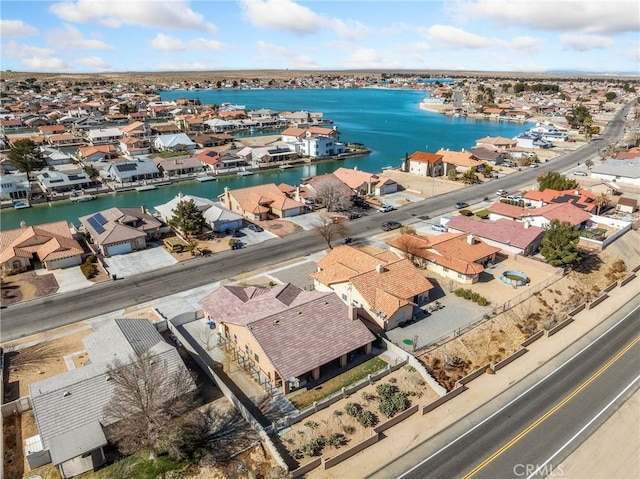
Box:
463 334 640 479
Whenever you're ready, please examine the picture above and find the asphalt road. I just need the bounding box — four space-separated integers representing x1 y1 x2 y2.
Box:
0 103 633 341
371 298 640 479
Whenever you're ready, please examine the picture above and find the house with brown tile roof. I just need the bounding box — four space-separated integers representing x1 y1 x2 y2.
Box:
488 201 591 228
523 188 597 212
332 167 398 196
0 220 83 273
387 233 500 285
152 155 204 176
119 121 151 139
475 136 518 151
445 216 545 256
192 133 233 148
119 137 151 156
403 151 446 177
48 132 85 147
310 245 434 331
79 207 162 257
39 124 67 136
199 283 375 394
77 144 117 163
219 183 305 221
436 149 483 172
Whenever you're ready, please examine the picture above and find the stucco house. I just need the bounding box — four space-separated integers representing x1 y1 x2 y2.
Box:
152 155 204 177
0 221 83 273
155 193 244 232
104 158 161 185
475 136 518 151
37 170 97 194
310 245 434 331
436 149 483 172
590 158 640 186
523 188 597 212
219 183 305 221
0 172 31 200
199 283 375 394
332 167 398 196
28 318 194 478
79 207 162 257
153 133 197 152
387 233 500 285
403 151 445 177
488 202 591 229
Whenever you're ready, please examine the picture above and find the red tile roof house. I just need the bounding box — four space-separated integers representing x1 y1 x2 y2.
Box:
199 283 375 394
77 144 117 163
436 149 484 173
523 188 597 212
0 221 84 273
332 167 398 196
475 136 518 151
403 151 446 177
444 216 545 256
152 155 204 177
219 183 305 221
488 201 592 229
310 245 434 331
387 233 500 285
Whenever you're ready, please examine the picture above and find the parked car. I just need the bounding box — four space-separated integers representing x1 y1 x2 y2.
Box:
379 204 395 213
247 224 264 232
348 212 361 220
573 171 588 176
169 334 183 348
496 189 508 196
230 229 244 237
455 202 469 209
431 224 448 232
506 195 524 202
529 163 539 168
381 221 401 231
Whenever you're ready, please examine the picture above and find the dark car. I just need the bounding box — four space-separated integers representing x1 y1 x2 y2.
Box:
455 202 469 209
247 224 264 232
230 229 244 237
381 221 401 231
348 212 361 220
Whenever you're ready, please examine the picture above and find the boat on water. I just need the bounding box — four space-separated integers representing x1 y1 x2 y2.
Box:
70 194 96 202
135 185 158 192
196 176 217 182
13 200 31 209
279 164 293 169
237 171 254 176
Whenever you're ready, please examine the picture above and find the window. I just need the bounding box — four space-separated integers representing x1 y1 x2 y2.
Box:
254 353 259 363
233 334 237 343
342 293 347 301
443 267 449 273
458 273 465 279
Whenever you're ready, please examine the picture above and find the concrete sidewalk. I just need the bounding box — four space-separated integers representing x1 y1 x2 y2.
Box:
308 275 640 478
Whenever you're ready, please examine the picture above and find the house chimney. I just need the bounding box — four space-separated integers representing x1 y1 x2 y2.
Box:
348 306 358 321
141 204 147 214
524 221 530 229
467 234 474 245
20 220 27 229
375 264 384 274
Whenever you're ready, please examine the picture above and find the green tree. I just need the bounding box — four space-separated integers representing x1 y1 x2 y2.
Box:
461 169 479 185
168 199 205 237
537 171 579 191
83 164 100 179
594 193 609 215
605 91 617 101
540 220 581 268
7 138 46 180
447 166 458 181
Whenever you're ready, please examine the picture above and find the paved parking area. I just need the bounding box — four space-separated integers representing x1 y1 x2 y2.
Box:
266 259 318 290
104 243 178 278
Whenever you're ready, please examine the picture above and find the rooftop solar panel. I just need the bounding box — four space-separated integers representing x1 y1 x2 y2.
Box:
94 212 108 225
87 216 105 234
116 163 138 172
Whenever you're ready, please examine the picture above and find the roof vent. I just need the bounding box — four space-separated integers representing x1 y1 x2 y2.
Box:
106 375 112 381
63 391 71 397
273 319 280 325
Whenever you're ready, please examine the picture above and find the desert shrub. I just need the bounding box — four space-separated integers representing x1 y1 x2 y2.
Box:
378 391 410 418
404 365 416 373
458 209 474 216
342 425 355 435
361 391 376 402
476 296 489 306
328 433 349 448
376 383 399 399
304 420 319 430
80 262 95 279
356 409 378 427
454 288 489 305
344 402 362 417
300 436 326 457
333 410 343 418
85 254 96 264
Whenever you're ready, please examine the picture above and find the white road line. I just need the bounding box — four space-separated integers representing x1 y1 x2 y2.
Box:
396 301 640 479
527 374 640 479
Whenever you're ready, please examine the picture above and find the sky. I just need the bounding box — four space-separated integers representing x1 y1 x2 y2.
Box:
1 0 639 74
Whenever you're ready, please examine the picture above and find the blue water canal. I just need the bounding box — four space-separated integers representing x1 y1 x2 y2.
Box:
0 88 530 230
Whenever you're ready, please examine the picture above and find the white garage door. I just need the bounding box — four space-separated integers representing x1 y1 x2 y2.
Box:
107 242 132 256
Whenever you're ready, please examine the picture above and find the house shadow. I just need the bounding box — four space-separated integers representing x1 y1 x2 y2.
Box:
425 278 447 301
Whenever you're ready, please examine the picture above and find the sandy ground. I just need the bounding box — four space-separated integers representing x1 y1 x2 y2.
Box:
381 170 463 198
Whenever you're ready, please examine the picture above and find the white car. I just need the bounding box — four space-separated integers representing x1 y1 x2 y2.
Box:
529 163 539 168
379 204 395 213
496 189 508 196
431 224 448 232
573 171 588 176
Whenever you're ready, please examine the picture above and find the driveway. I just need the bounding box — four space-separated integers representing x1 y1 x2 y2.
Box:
38 266 94 293
104 244 178 278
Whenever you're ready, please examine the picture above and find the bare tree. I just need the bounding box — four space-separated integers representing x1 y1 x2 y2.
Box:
103 352 199 460
197 323 218 351
392 230 424 266
311 176 353 212
313 212 348 249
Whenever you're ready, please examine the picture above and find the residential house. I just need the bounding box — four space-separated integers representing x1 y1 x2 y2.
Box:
0 220 83 273
514 133 553 149
590 158 640 186
39 124 67 136
616 196 637 214
469 146 506 165
119 137 151 156
105 158 161 185
195 149 249 172
403 151 446 177
72 117 102 131
152 155 204 177
28 318 194 478
48 132 85 147
153 133 197 152
249 144 299 164
203 118 236 133
528 123 569 142
310 245 434 331
150 123 181 136
475 136 518 151
387 233 500 284
0 118 25 133
199 283 375 394
77 144 117 163
333 167 398 196
79 207 162 256
174 114 205 133
444 216 545 256
192 133 233 148
87 128 123 145
37 170 97 194
155 193 244 232
436 149 483 172
119 121 151 139
0 172 31 200
523 188 597 212
488 202 592 228
40 146 74 166
219 183 306 221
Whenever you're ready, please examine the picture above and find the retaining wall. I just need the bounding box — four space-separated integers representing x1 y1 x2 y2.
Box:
620 274 636 287
520 330 545 347
492 348 528 372
588 293 609 309
603 281 618 293
422 385 467 414
1 396 32 417
547 318 574 337
373 404 420 434
292 458 322 479
567 303 587 317
384 339 447 396
457 363 491 386
322 433 380 470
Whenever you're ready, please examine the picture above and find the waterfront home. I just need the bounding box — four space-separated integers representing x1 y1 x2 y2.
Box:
150 123 181 135
155 192 244 233
403 151 446 177
28 318 194 478
219 183 306 221
444 216 545 256
387 233 500 285
87 128 123 145
469 146 506 165
475 136 518 151
199 283 375 394
488 202 591 228
174 114 205 133
436 149 483 172
40 146 74 166
152 155 203 177
153 133 197 152
79 207 162 256
332 167 398 196
195 149 249 172
249 144 299 164
72 117 103 131
281 125 339 143
37 170 97 194
192 133 233 148
0 172 30 200
119 137 151 156
104 158 161 185
0 220 83 273
48 132 85 147
0 118 25 133
590 158 640 186
119 121 151 139
529 123 569 142
310 245 434 331
523 188 597 212
77 145 117 163
203 118 236 133
514 133 553 149
39 124 67 136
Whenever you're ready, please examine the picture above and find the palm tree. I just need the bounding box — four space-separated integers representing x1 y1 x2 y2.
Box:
595 193 609 215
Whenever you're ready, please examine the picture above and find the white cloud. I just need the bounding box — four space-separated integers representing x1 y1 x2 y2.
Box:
510 36 543 55
154 61 209 71
150 33 225 52
291 55 318 69
341 47 403 69
332 19 371 41
424 25 492 49
1 20 38 38
256 40 290 56
240 0 324 35
77 56 110 70
50 0 217 33
48 24 114 50
622 41 640 65
22 57 72 71
2 41 54 59
458 0 639 35
560 34 614 52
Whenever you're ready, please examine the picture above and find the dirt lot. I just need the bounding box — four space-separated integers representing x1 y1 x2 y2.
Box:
0 271 58 306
